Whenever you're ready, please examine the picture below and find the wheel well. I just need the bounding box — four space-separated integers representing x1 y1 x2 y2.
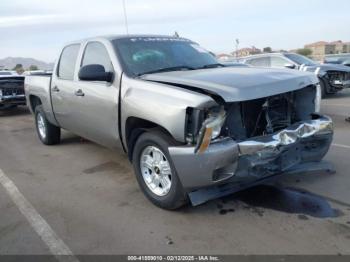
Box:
29 95 42 112
125 117 177 161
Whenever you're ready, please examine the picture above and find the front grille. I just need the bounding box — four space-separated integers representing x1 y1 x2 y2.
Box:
327 71 350 87
1 88 25 96
223 85 316 141
0 79 25 97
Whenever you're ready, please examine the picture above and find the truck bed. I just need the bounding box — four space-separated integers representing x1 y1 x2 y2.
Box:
24 74 57 124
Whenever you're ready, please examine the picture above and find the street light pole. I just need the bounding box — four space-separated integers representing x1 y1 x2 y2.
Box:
235 38 239 58
122 0 129 35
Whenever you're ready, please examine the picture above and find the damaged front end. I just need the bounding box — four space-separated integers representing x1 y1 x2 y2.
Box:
324 71 350 91
169 84 333 205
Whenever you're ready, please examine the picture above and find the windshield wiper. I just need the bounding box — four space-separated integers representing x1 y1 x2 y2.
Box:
196 63 225 69
137 66 195 76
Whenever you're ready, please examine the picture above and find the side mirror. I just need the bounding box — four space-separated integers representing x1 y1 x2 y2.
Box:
284 63 296 69
78 64 113 82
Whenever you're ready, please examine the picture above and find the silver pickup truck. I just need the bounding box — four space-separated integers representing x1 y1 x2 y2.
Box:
25 35 333 209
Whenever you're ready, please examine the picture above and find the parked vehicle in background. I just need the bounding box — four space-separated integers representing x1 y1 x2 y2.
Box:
241 53 350 97
324 54 350 67
25 35 333 209
221 61 249 67
24 70 53 76
0 71 26 109
0 70 18 76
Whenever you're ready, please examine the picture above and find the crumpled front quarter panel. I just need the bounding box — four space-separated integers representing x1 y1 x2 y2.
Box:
120 77 217 145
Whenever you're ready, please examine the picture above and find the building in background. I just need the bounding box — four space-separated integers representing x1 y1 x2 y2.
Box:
216 53 234 61
232 46 261 58
305 40 350 61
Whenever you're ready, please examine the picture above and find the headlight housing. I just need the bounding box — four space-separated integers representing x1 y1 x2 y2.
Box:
315 84 321 113
195 107 226 153
0 89 3 101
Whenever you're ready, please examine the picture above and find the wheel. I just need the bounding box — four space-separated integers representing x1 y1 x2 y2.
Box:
132 131 188 209
35 105 61 145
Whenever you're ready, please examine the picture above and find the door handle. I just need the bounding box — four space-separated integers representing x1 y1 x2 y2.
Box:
52 86 60 92
75 89 85 97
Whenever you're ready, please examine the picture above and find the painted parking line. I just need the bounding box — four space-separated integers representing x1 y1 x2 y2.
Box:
0 168 79 262
332 143 350 149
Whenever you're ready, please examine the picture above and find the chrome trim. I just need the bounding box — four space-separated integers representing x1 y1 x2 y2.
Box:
1 94 25 100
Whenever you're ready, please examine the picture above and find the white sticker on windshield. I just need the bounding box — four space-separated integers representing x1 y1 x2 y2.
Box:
191 44 209 53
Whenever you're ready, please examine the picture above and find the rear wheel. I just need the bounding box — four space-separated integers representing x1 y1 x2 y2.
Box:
35 105 61 145
132 131 188 209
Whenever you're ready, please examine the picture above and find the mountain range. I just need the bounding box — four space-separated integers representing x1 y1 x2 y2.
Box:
0 57 54 70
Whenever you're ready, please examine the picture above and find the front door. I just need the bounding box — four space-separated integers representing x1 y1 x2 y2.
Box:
69 41 120 148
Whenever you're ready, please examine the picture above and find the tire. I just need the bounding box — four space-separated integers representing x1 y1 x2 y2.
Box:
132 131 188 210
35 105 61 145
319 78 327 98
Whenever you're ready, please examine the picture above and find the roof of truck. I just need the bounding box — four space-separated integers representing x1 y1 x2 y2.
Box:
106 34 188 40
66 34 191 45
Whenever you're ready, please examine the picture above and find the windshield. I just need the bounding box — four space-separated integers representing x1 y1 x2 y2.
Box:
284 53 318 66
113 37 218 76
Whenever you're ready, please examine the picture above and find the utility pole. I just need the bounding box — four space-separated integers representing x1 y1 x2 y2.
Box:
235 38 239 58
122 0 129 35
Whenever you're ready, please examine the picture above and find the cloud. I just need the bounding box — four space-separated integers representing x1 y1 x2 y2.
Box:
0 0 276 28
0 0 349 61
0 14 61 28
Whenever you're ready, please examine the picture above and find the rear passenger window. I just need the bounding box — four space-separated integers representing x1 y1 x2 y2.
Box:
57 44 80 80
81 42 113 72
247 57 270 67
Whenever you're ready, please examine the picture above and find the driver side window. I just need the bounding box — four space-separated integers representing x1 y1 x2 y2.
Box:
81 42 113 72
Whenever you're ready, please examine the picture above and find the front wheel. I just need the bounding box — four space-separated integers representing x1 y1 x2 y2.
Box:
132 131 188 210
35 105 61 145
319 78 328 98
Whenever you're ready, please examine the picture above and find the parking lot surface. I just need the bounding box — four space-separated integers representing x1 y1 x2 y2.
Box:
1 90 350 255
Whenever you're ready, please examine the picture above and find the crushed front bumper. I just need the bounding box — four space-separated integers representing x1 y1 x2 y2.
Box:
169 115 333 196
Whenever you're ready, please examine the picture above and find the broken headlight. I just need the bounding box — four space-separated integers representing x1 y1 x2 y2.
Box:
315 84 321 113
195 107 226 153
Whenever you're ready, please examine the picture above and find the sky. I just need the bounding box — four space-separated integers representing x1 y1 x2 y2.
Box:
0 0 349 62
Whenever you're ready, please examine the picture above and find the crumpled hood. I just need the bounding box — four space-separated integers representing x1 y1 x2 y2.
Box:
301 63 350 76
141 67 318 102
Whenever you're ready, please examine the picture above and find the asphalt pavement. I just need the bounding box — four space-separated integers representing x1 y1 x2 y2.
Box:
1 90 350 256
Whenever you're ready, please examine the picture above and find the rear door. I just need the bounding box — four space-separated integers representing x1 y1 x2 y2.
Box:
69 41 121 148
51 44 81 130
